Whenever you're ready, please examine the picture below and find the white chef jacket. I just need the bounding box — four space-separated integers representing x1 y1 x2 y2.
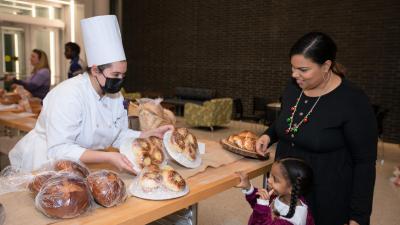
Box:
9 73 140 172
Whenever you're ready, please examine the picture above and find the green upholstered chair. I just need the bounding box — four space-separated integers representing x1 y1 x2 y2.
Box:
184 98 233 130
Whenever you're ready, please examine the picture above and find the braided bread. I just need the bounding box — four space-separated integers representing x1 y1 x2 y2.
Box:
170 128 198 161
227 130 258 152
132 137 165 168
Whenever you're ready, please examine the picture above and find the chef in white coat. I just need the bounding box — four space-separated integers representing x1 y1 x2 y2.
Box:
9 15 172 173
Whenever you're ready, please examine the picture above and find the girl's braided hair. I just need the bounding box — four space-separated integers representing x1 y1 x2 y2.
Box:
276 157 313 218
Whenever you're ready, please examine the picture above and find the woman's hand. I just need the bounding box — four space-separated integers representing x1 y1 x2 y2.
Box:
107 152 136 175
235 171 251 190
256 188 274 200
140 125 174 139
256 135 271 156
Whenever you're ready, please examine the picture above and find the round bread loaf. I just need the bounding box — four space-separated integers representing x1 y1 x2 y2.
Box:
28 171 57 195
87 170 127 207
54 160 90 178
35 174 92 218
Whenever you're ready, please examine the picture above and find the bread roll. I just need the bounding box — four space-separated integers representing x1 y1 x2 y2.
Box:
35 174 92 218
139 165 162 192
87 170 127 207
161 166 186 192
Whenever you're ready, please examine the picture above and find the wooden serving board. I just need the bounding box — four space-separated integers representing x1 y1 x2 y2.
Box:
220 139 269 160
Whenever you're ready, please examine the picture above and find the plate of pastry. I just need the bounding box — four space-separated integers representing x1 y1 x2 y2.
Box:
120 136 167 174
129 165 189 200
221 130 268 160
163 128 202 168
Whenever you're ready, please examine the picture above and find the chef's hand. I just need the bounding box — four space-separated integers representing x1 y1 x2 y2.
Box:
235 171 251 190
256 135 271 156
140 125 174 139
107 152 136 175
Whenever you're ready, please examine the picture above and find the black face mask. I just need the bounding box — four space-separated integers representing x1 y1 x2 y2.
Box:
97 71 124 94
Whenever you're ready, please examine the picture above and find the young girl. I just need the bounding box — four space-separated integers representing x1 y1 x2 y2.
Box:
236 157 314 225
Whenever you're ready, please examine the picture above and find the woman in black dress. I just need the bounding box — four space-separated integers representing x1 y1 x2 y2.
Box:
256 32 377 225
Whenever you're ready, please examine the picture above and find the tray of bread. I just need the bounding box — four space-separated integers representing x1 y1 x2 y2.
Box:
163 127 202 168
129 165 189 200
221 130 268 160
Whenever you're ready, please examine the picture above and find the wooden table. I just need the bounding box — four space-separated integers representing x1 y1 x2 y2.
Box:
0 111 36 133
0 115 272 225
53 158 272 225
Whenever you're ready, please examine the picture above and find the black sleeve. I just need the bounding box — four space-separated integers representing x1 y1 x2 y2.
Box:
343 90 377 225
264 122 278 145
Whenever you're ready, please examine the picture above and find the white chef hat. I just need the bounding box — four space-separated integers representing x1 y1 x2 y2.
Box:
80 15 126 67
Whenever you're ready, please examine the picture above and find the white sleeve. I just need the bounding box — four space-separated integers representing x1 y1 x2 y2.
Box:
45 92 86 161
112 110 141 149
241 185 255 195
256 198 270 206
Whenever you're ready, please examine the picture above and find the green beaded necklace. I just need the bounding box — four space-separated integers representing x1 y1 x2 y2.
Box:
286 91 321 135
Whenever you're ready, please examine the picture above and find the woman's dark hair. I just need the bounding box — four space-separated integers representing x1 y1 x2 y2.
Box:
276 157 313 219
65 42 81 57
290 32 346 77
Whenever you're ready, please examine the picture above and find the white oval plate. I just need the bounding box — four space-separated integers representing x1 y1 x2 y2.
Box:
129 176 189 200
163 131 202 168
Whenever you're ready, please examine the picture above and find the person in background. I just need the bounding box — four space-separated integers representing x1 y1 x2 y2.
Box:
9 49 50 100
65 42 86 78
256 32 377 225
236 157 314 225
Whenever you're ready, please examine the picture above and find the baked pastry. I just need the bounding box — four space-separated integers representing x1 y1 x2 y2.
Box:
227 130 257 152
237 130 258 139
132 137 165 168
28 171 57 195
169 128 198 161
87 170 127 207
161 166 186 192
54 160 90 178
35 174 92 219
139 165 162 192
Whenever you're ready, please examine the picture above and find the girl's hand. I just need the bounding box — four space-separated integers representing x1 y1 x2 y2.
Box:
107 152 136 175
140 125 174 139
256 188 274 200
235 171 251 190
256 135 271 156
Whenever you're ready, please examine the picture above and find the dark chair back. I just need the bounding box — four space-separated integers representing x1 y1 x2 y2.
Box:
253 97 268 114
233 98 243 120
